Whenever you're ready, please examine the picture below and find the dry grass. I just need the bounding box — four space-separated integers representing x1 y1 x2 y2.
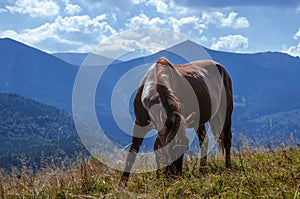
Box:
0 146 299 198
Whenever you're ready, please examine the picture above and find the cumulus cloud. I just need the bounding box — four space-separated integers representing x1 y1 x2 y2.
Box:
169 16 206 33
284 42 300 57
5 0 59 17
0 14 116 52
146 0 169 14
0 8 7 13
127 14 206 44
211 34 249 51
94 14 107 21
93 28 189 59
53 15 114 34
63 0 81 15
127 14 166 29
128 13 206 33
84 0 137 11
131 0 146 4
293 28 300 40
1 0 252 53
202 11 249 29
283 28 300 57
171 0 300 9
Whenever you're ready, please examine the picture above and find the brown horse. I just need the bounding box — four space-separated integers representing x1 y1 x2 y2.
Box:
119 57 233 187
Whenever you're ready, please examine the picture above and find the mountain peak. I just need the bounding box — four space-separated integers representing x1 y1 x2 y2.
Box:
0 37 15 41
165 40 212 61
177 40 202 47
0 37 43 56
0 37 27 46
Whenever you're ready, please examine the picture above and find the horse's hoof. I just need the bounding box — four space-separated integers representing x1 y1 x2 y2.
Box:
226 162 232 169
118 176 128 189
199 165 208 174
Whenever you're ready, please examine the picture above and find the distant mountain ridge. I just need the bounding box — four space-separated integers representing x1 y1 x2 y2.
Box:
52 52 90 66
52 52 122 66
0 37 299 151
0 38 77 112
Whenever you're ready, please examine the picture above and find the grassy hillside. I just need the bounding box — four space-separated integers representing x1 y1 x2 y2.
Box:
0 147 299 198
0 93 80 169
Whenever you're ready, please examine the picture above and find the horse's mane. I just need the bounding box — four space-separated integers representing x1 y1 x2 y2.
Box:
155 57 181 116
155 57 186 142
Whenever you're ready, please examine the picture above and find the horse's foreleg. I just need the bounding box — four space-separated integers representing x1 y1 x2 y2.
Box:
154 136 165 178
155 140 185 179
169 130 189 177
196 125 208 169
119 122 149 188
167 154 184 177
154 133 181 179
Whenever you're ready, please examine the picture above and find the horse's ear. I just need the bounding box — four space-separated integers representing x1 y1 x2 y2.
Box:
156 57 174 68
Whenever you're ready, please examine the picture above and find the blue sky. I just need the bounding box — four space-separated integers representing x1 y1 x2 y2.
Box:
0 0 300 57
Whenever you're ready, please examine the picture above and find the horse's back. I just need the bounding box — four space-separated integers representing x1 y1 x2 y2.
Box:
176 60 232 124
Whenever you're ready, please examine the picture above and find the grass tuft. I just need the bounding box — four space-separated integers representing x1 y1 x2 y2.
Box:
0 147 299 198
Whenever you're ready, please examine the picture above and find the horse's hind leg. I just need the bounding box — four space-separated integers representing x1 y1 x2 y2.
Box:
210 112 232 168
222 118 232 168
195 125 208 169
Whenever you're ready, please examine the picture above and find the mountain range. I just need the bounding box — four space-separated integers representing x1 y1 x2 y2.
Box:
52 52 122 66
0 38 76 112
0 37 300 163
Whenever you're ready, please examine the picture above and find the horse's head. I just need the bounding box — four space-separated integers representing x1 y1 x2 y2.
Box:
142 92 166 131
156 110 196 176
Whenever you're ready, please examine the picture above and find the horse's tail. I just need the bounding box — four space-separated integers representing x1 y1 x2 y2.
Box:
217 64 233 155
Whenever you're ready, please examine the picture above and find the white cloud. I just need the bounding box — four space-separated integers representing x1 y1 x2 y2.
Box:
282 28 300 57
94 14 107 21
0 30 20 40
283 42 300 57
112 13 117 22
0 8 7 13
93 29 189 59
196 36 208 43
127 14 206 43
5 0 59 17
168 16 207 44
146 0 168 14
169 16 206 33
55 15 115 35
0 14 116 52
293 28 300 40
126 13 208 48
131 0 146 4
63 0 81 16
127 14 166 29
211 34 249 51
202 11 249 29
0 24 79 46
